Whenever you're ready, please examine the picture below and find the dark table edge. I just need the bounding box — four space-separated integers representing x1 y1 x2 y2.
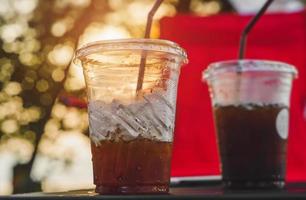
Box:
2 181 306 200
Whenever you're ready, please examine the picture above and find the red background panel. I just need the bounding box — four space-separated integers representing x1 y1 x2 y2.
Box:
160 11 306 181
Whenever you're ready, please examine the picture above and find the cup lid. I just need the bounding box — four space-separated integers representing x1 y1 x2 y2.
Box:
203 59 298 81
75 38 188 64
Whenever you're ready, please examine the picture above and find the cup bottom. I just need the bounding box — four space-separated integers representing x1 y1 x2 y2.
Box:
95 184 169 195
223 180 285 189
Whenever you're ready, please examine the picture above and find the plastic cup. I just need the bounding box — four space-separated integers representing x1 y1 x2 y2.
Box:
203 60 297 189
75 39 187 194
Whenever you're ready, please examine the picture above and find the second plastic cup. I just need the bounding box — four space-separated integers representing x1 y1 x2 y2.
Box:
203 60 297 189
75 39 187 194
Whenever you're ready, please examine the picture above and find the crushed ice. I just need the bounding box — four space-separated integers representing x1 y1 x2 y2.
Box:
88 91 175 144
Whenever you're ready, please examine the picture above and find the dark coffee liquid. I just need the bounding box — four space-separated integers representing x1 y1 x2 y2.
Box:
91 138 172 194
214 104 288 189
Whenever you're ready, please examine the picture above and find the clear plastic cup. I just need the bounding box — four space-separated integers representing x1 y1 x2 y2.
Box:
75 39 187 194
203 60 297 189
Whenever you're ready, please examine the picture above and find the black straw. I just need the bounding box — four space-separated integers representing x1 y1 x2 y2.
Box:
239 0 274 59
136 0 164 94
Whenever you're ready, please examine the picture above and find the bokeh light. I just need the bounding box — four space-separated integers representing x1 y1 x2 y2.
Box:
65 64 86 91
13 0 38 15
2 137 34 164
48 44 74 67
54 0 91 9
44 118 61 140
0 23 24 43
191 0 221 16
78 23 131 46
0 59 14 82
36 79 49 93
62 108 82 129
1 119 19 134
51 103 67 120
33 131 93 192
19 52 41 66
4 82 22 96
52 69 65 82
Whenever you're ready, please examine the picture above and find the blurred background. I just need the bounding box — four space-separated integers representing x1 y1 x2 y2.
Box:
0 0 305 195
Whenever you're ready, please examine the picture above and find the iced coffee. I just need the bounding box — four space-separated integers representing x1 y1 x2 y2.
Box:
203 60 297 189
75 39 187 194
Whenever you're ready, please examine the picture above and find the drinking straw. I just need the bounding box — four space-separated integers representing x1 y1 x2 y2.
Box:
136 0 164 94
239 0 274 59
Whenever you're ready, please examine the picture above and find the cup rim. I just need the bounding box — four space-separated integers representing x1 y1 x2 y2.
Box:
203 59 298 81
74 38 188 64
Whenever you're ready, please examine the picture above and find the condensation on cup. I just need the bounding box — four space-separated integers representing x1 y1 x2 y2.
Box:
74 39 187 194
